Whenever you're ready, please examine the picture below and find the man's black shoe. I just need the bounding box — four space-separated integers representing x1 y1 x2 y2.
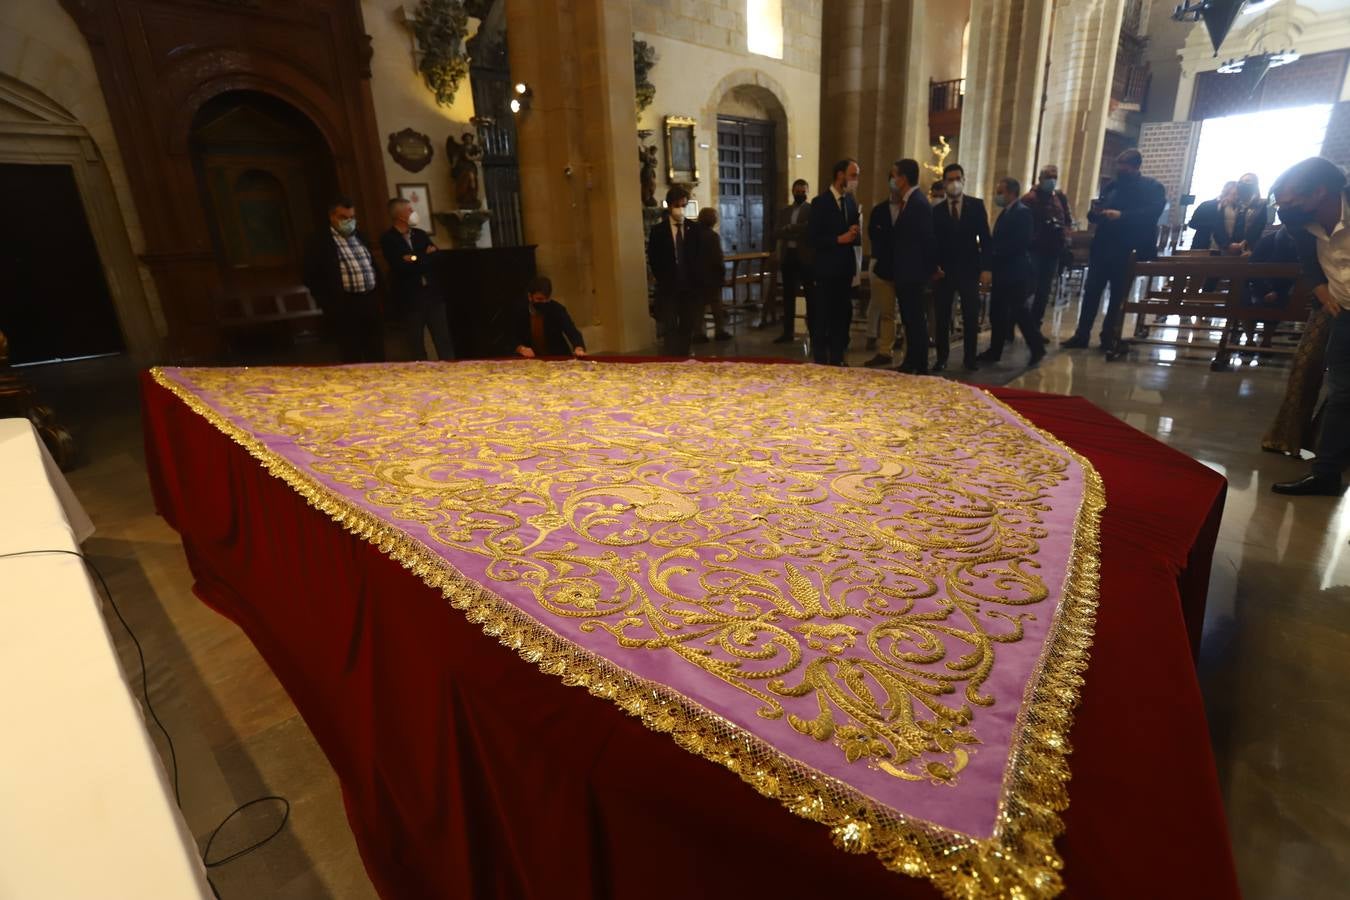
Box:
1061 336 1089 349
1272 474 1345 496
772 334 795 344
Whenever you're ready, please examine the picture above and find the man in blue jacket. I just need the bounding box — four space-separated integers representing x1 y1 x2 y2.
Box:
982 177 1046 367
806 159 862 365
1062 149 1166 351
1270 156 1350 495
932 163 992 371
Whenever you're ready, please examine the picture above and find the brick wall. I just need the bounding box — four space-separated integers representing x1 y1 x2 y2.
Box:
1138 120 1201 227
632 0 821 73
1322 101 1350 173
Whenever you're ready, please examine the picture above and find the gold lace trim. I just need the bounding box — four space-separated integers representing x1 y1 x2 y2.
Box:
150 366 1102 899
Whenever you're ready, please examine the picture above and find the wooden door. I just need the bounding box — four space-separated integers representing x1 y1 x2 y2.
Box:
716 117 776 253
0 164 123 364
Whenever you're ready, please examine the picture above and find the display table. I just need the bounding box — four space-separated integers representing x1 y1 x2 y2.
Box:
0 418 212 900
142 361 1237 900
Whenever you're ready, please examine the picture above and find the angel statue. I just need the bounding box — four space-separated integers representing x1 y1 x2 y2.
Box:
446 131 485 210
922 136 953 183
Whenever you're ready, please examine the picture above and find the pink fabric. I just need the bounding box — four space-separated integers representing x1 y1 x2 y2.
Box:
156 360 1090 841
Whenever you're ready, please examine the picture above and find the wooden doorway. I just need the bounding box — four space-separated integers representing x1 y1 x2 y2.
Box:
716 117 776 254
0 163 124 364
190 92 337 301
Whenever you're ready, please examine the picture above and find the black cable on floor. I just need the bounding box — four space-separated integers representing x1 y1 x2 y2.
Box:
0 548 291 896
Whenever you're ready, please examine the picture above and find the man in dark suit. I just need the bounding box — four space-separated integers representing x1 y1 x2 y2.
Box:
379 198 453 360
806 159 862 365
303 194 384 363
774 179 813 343
931 163 991 371
1063 149 1167 351
510 276 587 358
647 185 702 356
887 158 937 374
982 177 1046 366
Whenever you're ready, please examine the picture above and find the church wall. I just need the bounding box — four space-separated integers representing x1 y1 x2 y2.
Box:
0 0 165 344
635 1 821 212
362 1 477 234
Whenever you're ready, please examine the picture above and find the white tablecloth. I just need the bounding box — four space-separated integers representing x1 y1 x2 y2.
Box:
0 418 212 899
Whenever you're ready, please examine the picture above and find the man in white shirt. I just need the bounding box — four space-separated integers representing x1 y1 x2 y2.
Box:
1271 157 1350 495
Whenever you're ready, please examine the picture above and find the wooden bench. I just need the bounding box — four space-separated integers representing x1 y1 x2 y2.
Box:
1106 252 1310 370
721 251 777 330
214 285 324 358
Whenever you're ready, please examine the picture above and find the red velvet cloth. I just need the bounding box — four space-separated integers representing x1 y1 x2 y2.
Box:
141 369 1238 900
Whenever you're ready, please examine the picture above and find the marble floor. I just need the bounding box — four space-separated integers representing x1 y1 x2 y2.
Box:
17 302 1350 899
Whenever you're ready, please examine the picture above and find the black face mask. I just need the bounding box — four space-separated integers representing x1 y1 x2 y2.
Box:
1115 169 1138 182
1237 183 1257 202
1278 204 1315 229
793 193 807 205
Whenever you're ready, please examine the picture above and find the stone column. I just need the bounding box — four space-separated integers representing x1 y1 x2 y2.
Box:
818 2 929 217
958 0 1053 204
1036 0 1126 224
507 0 649 352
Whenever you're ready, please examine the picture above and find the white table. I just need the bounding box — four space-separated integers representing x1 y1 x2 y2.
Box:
0 418 212 899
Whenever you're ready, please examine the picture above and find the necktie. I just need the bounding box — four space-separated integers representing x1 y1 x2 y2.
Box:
950 200 959 222
675 223 684 266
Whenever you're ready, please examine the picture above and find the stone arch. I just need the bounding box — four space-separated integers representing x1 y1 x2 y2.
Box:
0 72 162 360
704 69 794 231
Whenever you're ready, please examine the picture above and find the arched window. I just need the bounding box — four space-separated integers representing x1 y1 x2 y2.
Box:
747 0 783 60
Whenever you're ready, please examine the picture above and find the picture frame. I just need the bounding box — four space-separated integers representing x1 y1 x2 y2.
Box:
664 115 699 185
397 182 436 235
388 127 434 173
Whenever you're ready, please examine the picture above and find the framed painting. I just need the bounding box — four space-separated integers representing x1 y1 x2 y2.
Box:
664 116 699 185
397 182 435 236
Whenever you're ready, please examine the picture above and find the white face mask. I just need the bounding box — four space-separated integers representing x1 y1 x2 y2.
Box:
945 180 964 198
670 206 686 223
844 178 859 195
407 210 421 228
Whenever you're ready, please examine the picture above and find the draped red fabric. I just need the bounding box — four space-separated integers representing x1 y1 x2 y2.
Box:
140 367 1237 900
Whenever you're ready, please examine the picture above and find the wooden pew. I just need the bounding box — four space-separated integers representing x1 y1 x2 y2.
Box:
1106 252 1309 370
721 251 777 330
214 285 324 359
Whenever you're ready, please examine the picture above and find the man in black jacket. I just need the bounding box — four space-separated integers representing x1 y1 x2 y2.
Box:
1021 164 1074 335
379 198 454 360
647 185 701 356
774 179 813 343
1270 157 1350 496
931 163 991 371
303 195 384 363
887 158 938 374
807 159 862 365
982 177 1046 366
511 276 587 358
1063 149 1166 351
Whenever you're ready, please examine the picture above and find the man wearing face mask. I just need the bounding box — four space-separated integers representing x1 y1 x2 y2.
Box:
807 159 862 365
1021 164 1074 336
931 163 991 371
303 195 385 363
1231 172 1269 254
647 185 702 356
380 198 452 361
774 179 814 343
888 158 938 375
982 177 1046 367
1270 157 1350 495
1063 149 1166 351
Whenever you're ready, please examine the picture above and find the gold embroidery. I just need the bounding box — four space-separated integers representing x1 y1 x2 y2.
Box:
152 362 1102 900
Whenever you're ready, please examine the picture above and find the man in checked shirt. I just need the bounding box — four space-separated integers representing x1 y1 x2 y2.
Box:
303 195 385 362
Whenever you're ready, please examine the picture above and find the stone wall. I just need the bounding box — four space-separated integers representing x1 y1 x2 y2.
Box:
632 0 822 74
1137 119 1200 227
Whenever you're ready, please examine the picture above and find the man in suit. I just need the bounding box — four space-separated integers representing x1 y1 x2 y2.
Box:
862 175 904 367
931 163 991 371
807 159 862 365
1270 156 1350 495
1063 149 1167 351
379 198 453 361
647 185 701 356
303 194 384 363
510 276 587 358
1021 164 1074 335
887 158 938 374
774 179 813 343
982 177 1046 366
